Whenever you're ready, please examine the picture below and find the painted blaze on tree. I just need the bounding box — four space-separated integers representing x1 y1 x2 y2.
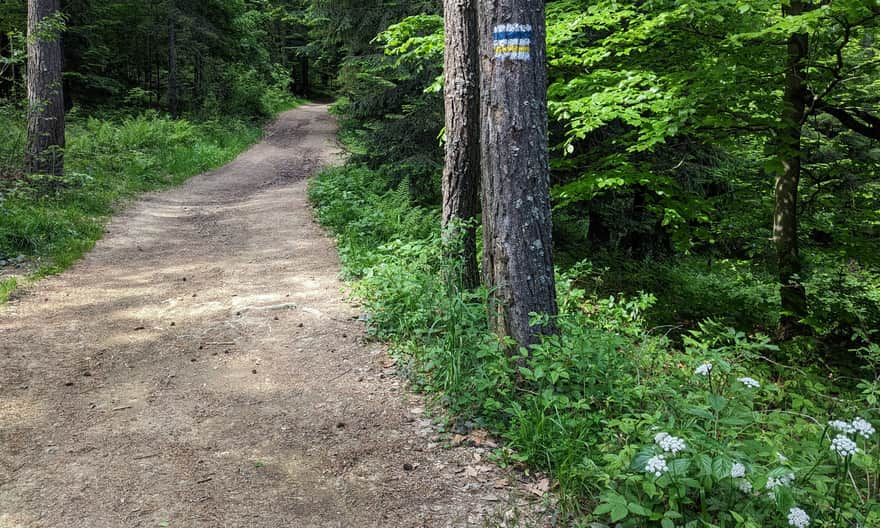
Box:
479 1 558 348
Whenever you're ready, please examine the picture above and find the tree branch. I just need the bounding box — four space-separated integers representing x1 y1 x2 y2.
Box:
816 102 880 140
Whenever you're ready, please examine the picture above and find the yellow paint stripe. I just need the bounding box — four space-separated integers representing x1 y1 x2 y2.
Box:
494 45 530 54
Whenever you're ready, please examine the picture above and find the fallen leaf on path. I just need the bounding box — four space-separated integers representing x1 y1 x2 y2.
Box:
525 478 552 497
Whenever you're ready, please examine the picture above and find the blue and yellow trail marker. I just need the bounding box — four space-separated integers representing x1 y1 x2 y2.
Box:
493 24 532 61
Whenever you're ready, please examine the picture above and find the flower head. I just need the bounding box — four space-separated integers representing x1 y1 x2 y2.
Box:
766 472 795 491
645 455 668 477
788 507 810 528
851 417 875 439
730 462 746 479
655 433 686 455
694 362 713 376
831 434 859 457
737 479 753 493
830 419 856 434
737 376 761 388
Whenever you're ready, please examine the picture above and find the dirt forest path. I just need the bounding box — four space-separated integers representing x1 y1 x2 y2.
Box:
0 105 536 528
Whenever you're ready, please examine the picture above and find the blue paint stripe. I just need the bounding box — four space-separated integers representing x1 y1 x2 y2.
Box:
493 31 532 41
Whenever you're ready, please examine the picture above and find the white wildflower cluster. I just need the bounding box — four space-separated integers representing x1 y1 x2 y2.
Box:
645 455 668 477
831 434 859 457
829 416 875 439
654 432 687 455
737 376 761 388
788 507 810 528
730 462 746 479
737 479 753 493
826 417 875 461
830 419 856 434
694 362 713 376
766 472 795 493
852 417 876 439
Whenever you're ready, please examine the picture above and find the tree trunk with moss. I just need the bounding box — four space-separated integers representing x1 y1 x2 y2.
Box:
25 0 65 176
442 0 481 290
478 0 558 347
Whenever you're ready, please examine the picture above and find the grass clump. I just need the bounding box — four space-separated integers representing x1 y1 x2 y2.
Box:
0 103 304 279
310 162 880 527
0 276 16 303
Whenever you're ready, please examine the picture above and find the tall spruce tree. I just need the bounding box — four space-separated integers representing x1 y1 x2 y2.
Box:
25 0 65 176
478 0 558 347
442 0 480 290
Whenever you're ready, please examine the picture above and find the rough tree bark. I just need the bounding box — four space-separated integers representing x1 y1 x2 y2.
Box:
25 0 65 176
299 56 310 98
774 0 809 339
0 32 13 99
478 0 558 347
442 0 481 290
167 5 179 117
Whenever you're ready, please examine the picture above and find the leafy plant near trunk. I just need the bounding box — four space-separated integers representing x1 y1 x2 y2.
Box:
309 162 878 526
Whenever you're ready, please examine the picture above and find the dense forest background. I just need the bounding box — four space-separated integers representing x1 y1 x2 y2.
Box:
2 0 880 525
306 0 879 358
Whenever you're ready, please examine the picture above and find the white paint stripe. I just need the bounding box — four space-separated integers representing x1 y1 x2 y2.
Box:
494 51 531 61
494 39 532 47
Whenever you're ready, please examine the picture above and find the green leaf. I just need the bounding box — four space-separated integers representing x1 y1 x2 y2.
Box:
628 502 651 517
611 503 629 522
711 457 730 481
708 394 727 412
696 453 712 477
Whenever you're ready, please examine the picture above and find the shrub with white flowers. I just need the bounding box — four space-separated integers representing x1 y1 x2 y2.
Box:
737 376 761 388
645 454 668 478
694 362 712 376
831 434 859 457
593 325 880 528
788 507 810 528
852 417 875 439
830 419 856 434
655 433 686 454
730 462 746 478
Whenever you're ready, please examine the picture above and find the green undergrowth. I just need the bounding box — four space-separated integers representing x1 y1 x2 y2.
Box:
310 163 880 527
0 100 302 283
0 276 16 303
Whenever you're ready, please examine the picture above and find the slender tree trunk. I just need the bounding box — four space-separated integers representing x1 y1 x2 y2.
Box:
300 56 310 98
478 0 558 347
167 6 179 117
442 0 481 290
775 0 809 339
25 0 65 176
144 35 152 97
193 52 203 107
0 32 11 99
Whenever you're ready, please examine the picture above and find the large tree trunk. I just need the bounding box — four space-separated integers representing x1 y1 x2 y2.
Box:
442 0 481 290
775 0 809 339
478 0 558 347
167 6 179 117
26 0 65 176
